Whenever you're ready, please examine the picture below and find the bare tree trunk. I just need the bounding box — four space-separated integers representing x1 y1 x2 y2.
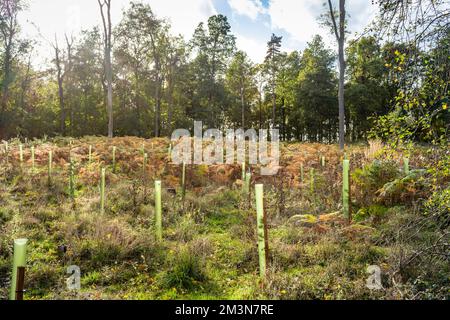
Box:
98 0 113 138
154 73 161 137
328 0 346 151
167 68 174 136
54 39 66 135
338 0 346 151
272 86 276 129
240 85 245 128
65 35 74 136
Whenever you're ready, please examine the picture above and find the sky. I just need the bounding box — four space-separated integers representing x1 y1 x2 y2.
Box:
20 0 378 65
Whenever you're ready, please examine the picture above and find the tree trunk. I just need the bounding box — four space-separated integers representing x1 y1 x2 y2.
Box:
338 0 346 150
98 0 113 138
154 74 161 137
54 44 66 135
241 85 245 128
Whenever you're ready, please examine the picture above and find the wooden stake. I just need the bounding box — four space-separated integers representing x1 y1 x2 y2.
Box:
15 267 25 301
9 239 27 300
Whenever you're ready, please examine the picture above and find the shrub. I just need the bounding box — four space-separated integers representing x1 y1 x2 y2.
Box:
161 247 207 290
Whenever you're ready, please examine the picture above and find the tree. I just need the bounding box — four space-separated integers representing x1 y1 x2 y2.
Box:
325 0 346 150
371 0 450 145
225 50 256 128
276 51 301 140
98 0 113 138
0 0 28 137
264 33 282 129
191 14 236 128
345 37 394 141
296 35 337 142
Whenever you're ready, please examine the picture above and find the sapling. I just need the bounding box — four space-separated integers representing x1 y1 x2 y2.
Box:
255 184 267 278
155 180 162 241
9 239 28 300
342 159 350 220
100 168 106 214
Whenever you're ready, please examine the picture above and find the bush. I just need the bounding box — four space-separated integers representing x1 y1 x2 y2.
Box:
162 247 207 290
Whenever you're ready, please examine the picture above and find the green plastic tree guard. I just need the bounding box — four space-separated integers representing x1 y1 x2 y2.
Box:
112 146 116 173
343 159 350 219
143 153 148 176
310 168 315 194
181 162 186 200
100 168 106 214
244 172 251 194
31 146 35 171
321 156 326 167
300 163 304 183
88 145 92 164
155 180 162 241
9 239 28 300
19 144 23 164
255 184 267 278
69 159 75 199
4 141 8 164
48 150 52 185
403 158 410 175
242 161 246 181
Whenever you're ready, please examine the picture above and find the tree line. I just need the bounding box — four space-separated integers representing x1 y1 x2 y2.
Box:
0 0 448 145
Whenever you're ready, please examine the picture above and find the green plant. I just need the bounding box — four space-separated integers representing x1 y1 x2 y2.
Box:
162 248 207 290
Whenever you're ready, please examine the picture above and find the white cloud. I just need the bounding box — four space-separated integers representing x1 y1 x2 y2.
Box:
235 33 268 63
268 0 327 44
228 0 266 21
149 0 217 38
266 0 378 48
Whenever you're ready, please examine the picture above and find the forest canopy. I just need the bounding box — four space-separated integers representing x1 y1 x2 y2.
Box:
0 0 448 146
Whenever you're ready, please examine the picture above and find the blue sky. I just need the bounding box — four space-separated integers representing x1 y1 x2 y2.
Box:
21 0 378 65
